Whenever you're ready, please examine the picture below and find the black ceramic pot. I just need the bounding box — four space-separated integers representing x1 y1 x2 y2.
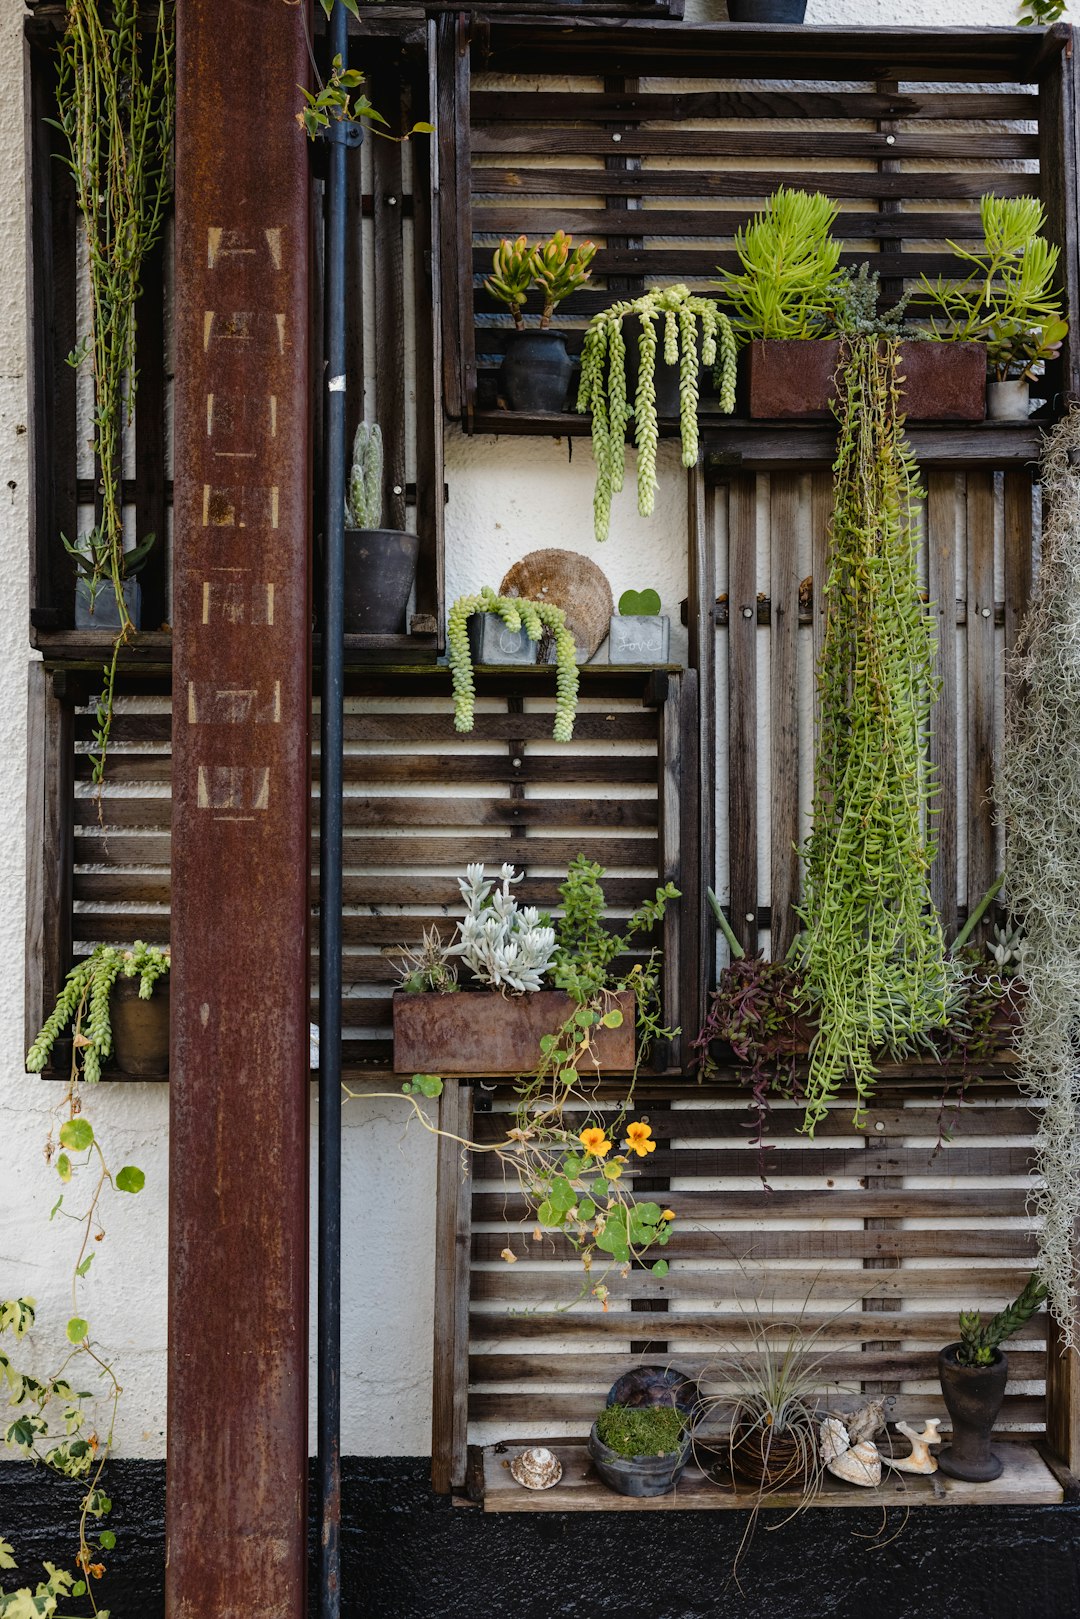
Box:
728 0 807 18
499 330 573 413
588 1364 702 1499
343 528 420 635
936 1343 1008 1482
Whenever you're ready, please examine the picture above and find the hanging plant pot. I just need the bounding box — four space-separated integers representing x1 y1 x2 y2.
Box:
745 340 987 421
392 988 636 1076
343 528 420 635
75 577 141 632
936 1345 1008 1482
499 330 573 413
727 0 807 20
110 974 169 1079
986 379 1031 422
466 612 540 666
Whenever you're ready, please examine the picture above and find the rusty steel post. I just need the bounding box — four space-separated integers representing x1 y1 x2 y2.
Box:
167 2 311 1615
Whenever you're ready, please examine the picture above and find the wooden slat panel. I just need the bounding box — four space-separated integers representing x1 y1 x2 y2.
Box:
471 167 1039 202
471 90 1040 124
472 1226 1039 1261
471 1102 1041 1140
471 1188 1034 1223
432 1079 474 1494
469 1390 1045 1425
470 1350 1046 1385
471 1309 1048 1344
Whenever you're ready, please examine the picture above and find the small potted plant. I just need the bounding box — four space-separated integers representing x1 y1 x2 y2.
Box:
342 421 420 634
447 585 579 740
26 943 171 1081
588 1366 700 1498
919 194 1068 421
608 588 669 664
485 231 596 413
937 1271 1047 1482
65 525 158 631
577 285 736 543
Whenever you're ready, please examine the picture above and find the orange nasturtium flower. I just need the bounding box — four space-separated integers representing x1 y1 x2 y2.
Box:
661 1209 676 1222
579 1126 612 1159
624 1121 656 1158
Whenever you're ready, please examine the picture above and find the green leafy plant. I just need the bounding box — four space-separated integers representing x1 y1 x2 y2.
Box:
26 944 170 1084
577 286 736 543
828 262 919 340
345 420 382 529
447 587 578 741
394 926 458 994
955 1273 1048 1367
715 187 843 341
291 0 434 142
53 0 173 787
594 1404 687 1458
798 338 948 1132
1018 0 1067 20
918 194 1068 381
61 526 158 621
617 588 662 616
484 231 597 330
0 1538 106 1619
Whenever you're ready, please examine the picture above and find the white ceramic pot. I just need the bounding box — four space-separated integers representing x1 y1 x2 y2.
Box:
986 379 1030 422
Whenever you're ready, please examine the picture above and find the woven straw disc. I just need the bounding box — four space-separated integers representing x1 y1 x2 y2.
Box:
499 549 613 663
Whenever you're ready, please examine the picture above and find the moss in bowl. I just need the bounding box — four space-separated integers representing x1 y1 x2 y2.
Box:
589 1402 692 1496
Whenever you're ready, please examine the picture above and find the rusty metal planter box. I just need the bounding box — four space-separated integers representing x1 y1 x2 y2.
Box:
392 988 637 1075
745 339 986 421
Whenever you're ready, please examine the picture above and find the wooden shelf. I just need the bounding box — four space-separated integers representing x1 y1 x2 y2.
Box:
480 1438 1066 1512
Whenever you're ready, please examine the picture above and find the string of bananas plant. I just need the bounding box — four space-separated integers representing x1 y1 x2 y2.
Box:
798 337 948 1133
54 0 173 786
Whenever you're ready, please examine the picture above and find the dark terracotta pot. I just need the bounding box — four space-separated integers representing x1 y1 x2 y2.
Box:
392 988 637 1076
343 528 420 635
936 1343 1008 1482
745 339 986 421
499 330 573 413
728 0 807 19
588 1365 701 1498
110 974 169 1079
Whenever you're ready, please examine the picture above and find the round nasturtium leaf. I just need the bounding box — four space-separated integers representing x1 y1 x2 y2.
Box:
66 1317 89 1345
115 1166 145 1194
59 1118 94 1153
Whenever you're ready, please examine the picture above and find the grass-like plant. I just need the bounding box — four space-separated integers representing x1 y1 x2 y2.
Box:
446 586 578 741
715 186 843 341
995 408 1080 1344
576 285 736 543
954 1273 1047 1367
594 1403 687 1458
798 337 948 1132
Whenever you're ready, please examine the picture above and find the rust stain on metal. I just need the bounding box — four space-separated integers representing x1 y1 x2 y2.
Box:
746 339 987 422
392 989 638 1075
167 2 310 1615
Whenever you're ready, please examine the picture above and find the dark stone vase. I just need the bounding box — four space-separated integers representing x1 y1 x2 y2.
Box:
343 528 420 635
499 330 573 413
111 975 170 1079
937 1343 1008 1482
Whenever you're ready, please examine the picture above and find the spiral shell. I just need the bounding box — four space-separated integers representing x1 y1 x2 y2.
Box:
509 1447 563 1490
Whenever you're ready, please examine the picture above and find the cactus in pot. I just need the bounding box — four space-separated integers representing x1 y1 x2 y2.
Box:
341 419 420 635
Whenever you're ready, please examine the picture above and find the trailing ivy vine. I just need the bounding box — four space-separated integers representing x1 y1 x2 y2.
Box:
54 0 173 783
798 337 948 1132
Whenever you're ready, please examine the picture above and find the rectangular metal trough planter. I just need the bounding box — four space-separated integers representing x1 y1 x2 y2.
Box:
392 988 638 1076
745 339 987 421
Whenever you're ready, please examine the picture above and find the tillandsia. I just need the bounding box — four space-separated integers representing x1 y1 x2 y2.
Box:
483 231 597 330
345 421 382 529
955 1273 1048 1366
54 0 173 787
26 944 171 1084
446 586 578 741
715 186 843 342
394 926 458 994
576 286 736 543
994 408 1080 1344
798 337 948 1133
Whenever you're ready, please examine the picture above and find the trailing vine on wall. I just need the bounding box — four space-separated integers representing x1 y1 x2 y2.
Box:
798 337 948 1133
995 408 1080 1346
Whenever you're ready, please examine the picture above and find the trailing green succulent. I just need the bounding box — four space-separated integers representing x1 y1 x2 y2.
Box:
956 1273 1048 1367
828 262 920 340
577 285 736 543
918 194 1068 381
798 338 948 1132
345 421 382 529
595 1403 687 1458
484 231 597 329
26 943 170 1083
447 586 578 741
716 187 843 341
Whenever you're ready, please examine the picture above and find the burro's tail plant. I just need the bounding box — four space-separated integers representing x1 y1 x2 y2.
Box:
715 186 843 341
26 943 170 1083
577 285 736 544
447 586 578 741
484 231 597 329
345 420 382 529
798 337 948 1133
955 1273 1048 1366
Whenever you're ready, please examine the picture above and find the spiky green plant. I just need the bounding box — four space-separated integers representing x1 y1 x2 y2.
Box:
446 586 578 741
346 421 382 528
956 1273 1048 1366
715 187 843 341
798 338 948 1133
577 286 736 543
26 943 170 1083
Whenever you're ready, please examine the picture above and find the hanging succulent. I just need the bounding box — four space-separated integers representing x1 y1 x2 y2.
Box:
576 285 736 543
447 586 578 741
994 408 1080 1345
798 337 948 1133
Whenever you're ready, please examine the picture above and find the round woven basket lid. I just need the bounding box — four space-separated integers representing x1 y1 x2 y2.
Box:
499 548 613 663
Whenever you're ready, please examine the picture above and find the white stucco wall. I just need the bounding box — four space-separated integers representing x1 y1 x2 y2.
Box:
0 0 1050 1463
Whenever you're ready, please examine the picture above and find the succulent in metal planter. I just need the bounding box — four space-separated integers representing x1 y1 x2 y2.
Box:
609 588 669 664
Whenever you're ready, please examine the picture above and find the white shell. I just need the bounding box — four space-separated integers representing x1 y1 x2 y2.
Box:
846 1399 887 1446
883 1419 942 1475
819 1416 851 1464
827 1440 882 1488
509 1446 563 1490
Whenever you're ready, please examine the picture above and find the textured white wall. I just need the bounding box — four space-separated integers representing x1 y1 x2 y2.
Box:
0 0 1049 1463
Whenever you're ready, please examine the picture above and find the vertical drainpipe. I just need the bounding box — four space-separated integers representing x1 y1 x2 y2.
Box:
319 3 352 1615
168 1 311 1614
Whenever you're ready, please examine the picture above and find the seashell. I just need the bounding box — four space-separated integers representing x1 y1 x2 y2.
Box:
819 1416 851 1465
826 1440 882 1488
846 1399 887 1446
509 1446 563 1490
883 1419 942 1475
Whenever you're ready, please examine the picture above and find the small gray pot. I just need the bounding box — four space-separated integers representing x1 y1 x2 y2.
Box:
467 612 539 666
986 379 1030 421
588 1422 693 1498
75 576 141 631
608 614 670 664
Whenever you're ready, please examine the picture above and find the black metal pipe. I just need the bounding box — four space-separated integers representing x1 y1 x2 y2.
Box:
319 1 351 1614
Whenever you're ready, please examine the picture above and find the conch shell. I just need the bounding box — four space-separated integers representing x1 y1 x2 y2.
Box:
819 1415 881 1486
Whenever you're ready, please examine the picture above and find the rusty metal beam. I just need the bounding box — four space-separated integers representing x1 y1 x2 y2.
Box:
167 2 311 1614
